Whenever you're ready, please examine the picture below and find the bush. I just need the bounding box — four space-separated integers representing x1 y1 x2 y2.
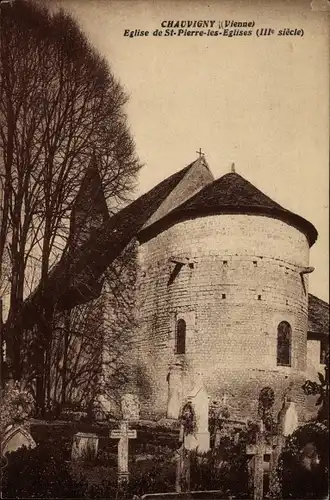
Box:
86 459 176 499
279 422 329 499
190 436 249 497
2 443 87 499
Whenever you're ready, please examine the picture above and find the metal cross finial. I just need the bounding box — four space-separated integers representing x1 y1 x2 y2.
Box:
196 148 204 158
231 162 236 173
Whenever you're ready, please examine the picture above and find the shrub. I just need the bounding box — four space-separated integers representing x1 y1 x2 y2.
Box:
190 436 249 497
279 422 329 499
0 382 34 437
87 459 176 499
2 443 87 498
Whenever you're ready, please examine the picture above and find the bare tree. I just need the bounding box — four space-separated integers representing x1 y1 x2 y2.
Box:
0 0 140 412
19 240 137 416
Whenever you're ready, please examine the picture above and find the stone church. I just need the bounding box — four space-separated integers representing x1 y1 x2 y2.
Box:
115 157 328 423
15 156 329 422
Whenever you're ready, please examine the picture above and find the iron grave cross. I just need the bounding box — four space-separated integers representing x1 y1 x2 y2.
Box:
246 421 271 500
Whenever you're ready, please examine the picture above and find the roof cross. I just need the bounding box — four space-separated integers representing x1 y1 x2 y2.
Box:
196 148 205 158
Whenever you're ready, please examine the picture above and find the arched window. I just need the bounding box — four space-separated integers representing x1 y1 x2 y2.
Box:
175 319 186 354
277 321 292 366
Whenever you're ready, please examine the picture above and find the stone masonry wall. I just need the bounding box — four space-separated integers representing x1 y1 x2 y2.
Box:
131 214 310 421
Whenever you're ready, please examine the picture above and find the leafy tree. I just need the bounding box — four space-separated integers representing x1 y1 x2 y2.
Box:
302 350 329 424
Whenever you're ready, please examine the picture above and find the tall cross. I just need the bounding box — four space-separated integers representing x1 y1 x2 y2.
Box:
269 433 285 496
176 424 191 493
246 422 271 500
110 420 137 484
196 148 204 158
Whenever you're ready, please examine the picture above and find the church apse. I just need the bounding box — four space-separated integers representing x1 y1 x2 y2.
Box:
124 167 319 422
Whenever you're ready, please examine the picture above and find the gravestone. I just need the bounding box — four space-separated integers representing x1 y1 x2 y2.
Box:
210 396 232 448
121 393 140 421
94 394 112 420
167 361 183 419
1 425 36 456
71 432 99 462
110 420 137 484
184 381 210 453
1 381 35 457
277 399 298 437
268 397 299 496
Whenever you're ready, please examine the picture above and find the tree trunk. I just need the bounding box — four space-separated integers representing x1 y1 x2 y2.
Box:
61 309 70 406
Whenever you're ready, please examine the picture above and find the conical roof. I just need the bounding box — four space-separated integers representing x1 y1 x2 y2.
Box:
169 172 318 246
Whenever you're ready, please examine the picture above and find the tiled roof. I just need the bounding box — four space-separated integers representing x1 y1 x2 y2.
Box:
22 158 211 318
22 160 320 323
308 293 329 338
168 172 318 246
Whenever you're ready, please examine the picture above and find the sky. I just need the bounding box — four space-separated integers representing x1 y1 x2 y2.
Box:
49 0 329 301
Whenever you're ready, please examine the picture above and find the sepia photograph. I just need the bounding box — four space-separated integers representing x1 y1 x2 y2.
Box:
0 0 329 498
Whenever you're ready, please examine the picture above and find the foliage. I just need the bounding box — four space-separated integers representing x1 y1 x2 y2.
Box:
209 399 231 438
277 422 329 499
179 401 197 436
302 350 329 424
190 434 249 497
1 420 259 499
0 381 34 436
85 460 176 499
258 386 275 432
2 444 88 499
79 434 249 499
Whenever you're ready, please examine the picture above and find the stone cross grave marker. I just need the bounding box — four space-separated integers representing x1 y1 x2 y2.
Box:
184 377 210 453
269 399 298 495
110 420 137 484
246 421 272 500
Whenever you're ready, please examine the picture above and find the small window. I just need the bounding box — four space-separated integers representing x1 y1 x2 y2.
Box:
175 319 186 354
253 261 258 267
320 341 327 364
258 295 262 300
223 260 228 266
277 321 292 367
222 293 226 299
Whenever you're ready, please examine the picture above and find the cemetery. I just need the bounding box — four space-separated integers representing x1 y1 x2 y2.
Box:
0 2 329 500
1 372 328 499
